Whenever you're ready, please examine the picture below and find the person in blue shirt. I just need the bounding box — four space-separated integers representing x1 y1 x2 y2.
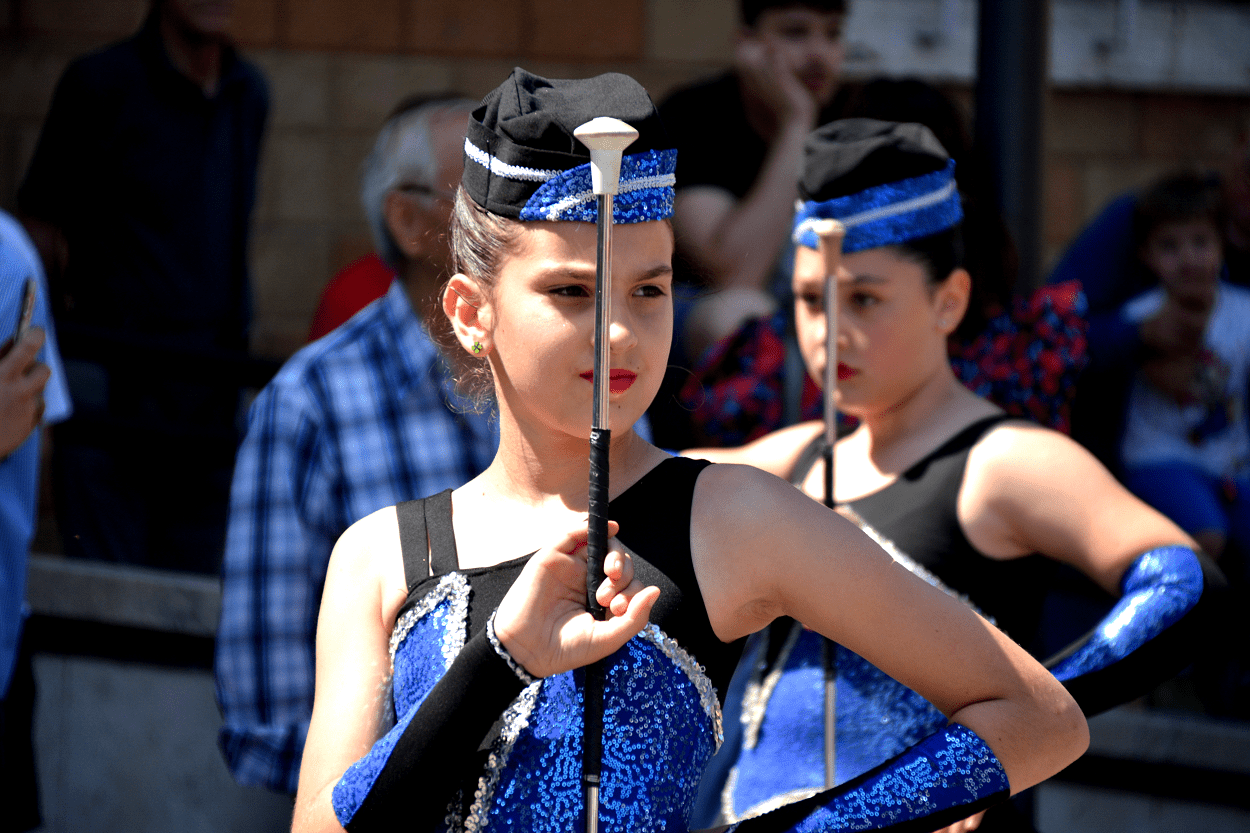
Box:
0 209 72 833
214 96 498 795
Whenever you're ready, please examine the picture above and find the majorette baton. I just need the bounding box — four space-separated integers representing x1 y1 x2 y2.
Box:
573 115 638 833
810 217 845 790
812 218 846 512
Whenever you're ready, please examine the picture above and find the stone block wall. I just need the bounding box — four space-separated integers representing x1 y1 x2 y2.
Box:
1 0 1246 357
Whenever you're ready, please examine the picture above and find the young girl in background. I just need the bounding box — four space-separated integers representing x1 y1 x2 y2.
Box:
687 119 1221 832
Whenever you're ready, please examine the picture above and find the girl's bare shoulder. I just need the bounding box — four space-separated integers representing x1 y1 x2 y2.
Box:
335 503 401 559
325 503 406 611
968 419 1091 481
691 459 841 555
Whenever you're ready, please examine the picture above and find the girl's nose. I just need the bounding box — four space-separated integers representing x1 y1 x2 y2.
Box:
606 307 638 352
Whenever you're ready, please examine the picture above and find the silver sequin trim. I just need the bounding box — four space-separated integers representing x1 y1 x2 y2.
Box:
538 172 678 221
791 177 958 243
464 138 561 183
389 572 471 668
389 572 473 831
442 790 464 833
640 623 725 748
486 610 538 685
723 621 806 823
740 621 803 750
464 681 542 833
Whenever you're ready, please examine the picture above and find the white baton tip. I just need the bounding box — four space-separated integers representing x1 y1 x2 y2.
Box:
575 117 639 196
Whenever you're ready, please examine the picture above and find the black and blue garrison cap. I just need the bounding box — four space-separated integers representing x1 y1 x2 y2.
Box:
462 67 676 224
792 118 962 253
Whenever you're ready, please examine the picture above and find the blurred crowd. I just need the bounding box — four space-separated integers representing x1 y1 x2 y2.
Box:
3 0 1247 829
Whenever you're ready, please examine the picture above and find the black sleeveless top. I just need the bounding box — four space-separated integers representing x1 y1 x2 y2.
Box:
794 416 1055 653
392 455 743 698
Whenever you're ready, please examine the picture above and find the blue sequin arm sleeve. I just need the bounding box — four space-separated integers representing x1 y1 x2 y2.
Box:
1045 545 1226 716
727 723 1009 833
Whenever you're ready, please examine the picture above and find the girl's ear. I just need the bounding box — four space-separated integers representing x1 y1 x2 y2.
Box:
443 273 492 356
935 268 972 335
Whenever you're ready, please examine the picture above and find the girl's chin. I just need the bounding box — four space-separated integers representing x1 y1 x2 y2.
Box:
831 395 871 417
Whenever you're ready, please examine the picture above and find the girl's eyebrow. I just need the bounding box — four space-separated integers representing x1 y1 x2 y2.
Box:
636 263 674 281
533 262 673 282
847 272 889 285
533 263 597 282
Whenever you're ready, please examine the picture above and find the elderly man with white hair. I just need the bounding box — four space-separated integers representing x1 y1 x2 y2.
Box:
214 94 499 794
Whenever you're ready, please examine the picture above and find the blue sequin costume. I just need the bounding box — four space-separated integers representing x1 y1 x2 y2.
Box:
698 416 1217 829
330 457 1014 832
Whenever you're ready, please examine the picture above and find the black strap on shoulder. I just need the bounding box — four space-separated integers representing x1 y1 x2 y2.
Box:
395 489 460 591
791 413 1013 491
791 433 826 487
396 498 431 593
424 489 459 576
932 414 1013 458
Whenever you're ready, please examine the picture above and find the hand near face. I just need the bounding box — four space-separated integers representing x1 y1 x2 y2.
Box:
0 326 50 457
491 520 660 680
734 36 820 130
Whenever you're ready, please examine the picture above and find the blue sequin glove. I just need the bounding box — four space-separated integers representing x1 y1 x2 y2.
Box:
1045 545 1224 716
728 723 1009 833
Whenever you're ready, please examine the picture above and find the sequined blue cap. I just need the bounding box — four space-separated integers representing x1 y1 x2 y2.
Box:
463 68 675 224
792 118 962 253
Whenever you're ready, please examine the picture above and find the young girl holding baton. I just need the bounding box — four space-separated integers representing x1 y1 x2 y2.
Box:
292 71 1087 833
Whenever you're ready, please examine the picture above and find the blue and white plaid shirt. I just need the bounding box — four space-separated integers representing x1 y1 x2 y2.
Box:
214 280 498 793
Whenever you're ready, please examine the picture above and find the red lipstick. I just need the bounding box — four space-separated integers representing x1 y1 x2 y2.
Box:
836 363 857 380
609 370 636 393
581 370 638 393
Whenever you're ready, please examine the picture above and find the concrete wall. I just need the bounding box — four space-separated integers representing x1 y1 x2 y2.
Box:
2 0 1247 359
34 655 293 833
26 555 293 832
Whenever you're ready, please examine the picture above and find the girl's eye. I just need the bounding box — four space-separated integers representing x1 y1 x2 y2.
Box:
798 292 824 311
634 284 667 299
551 285 591 298
848 292 878 309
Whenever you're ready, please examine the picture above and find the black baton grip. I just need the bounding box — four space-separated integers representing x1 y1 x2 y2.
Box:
587 428 611 620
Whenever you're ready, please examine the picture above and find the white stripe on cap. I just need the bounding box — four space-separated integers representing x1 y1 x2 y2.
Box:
537 172 677 221
792 177 957 244
464 137 561 183
839 178 957 228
